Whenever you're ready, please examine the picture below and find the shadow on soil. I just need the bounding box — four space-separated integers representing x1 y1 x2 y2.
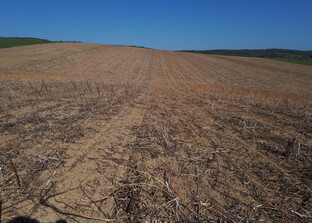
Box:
7 217 67 223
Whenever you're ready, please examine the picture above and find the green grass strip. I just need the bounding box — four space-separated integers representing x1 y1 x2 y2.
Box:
0 37 56 49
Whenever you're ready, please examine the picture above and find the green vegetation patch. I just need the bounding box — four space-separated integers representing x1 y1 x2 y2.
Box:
271 58 312 66
0 37 56 49
128 45 153 50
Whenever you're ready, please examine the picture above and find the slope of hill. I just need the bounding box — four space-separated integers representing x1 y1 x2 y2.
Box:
0 43 312 222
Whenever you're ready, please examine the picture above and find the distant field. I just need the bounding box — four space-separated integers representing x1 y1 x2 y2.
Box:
181 49 312 66
0 37 55 48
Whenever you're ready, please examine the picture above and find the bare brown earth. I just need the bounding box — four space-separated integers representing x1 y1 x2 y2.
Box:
0 43 312 222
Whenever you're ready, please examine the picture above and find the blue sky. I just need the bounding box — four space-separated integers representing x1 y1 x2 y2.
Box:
1 0 312 50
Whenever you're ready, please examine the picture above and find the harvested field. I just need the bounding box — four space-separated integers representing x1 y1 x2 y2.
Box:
0 43 312 222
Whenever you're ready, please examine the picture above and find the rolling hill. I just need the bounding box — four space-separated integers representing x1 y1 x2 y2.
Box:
0 42 312 222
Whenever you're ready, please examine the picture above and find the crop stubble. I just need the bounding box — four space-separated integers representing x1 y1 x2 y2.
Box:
0 43 312 222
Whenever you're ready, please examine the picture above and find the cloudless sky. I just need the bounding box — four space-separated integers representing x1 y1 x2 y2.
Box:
1 0 312 50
